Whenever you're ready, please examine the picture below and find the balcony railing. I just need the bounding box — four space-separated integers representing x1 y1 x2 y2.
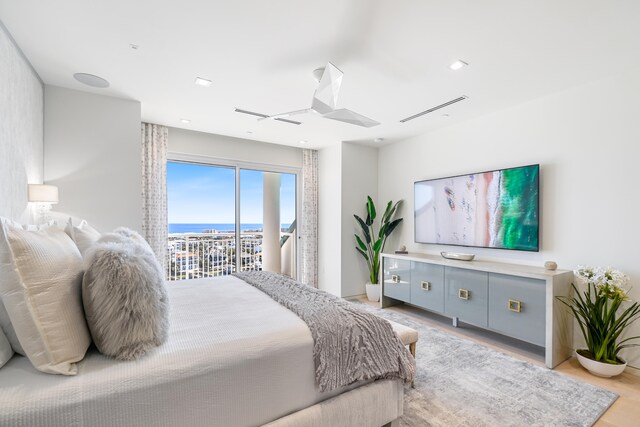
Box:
166 230 295 281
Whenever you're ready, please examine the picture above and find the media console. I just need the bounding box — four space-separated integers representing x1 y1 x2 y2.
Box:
380 252 574 368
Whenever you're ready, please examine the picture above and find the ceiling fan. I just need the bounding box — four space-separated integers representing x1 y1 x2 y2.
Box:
259 62 380 128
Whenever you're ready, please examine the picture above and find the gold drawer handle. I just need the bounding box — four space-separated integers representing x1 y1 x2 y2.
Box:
421 281 431 291
391 274 400 283
508 299 522 313
458 288 469 300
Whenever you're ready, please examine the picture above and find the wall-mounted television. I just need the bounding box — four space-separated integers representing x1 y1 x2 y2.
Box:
414 164 539 252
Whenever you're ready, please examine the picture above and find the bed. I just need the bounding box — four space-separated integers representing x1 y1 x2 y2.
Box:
0 275 405 427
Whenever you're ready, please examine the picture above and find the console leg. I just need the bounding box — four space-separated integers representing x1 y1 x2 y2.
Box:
452 317 459 327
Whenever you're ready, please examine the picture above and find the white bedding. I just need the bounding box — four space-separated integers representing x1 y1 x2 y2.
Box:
0 276 362 427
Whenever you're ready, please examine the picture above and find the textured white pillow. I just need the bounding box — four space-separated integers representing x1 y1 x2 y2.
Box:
0 218 45 355
0 325 12 369
65 218 101 257
0 219 90 375
83 229 169 360
0 302 22 355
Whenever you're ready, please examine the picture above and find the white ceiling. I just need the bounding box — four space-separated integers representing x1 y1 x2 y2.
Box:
2 1 640 149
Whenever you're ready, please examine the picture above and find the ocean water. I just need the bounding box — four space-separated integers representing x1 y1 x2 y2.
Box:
168 223 291 233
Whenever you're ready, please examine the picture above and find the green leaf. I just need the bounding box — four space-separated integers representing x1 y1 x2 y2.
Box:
373 238 383 253
355 234 367 251
354 214 371 243
378 222 388 239
356 247 369 261
384 218 403 237
381 200 393 224
366 196 376 223
385 200 402 224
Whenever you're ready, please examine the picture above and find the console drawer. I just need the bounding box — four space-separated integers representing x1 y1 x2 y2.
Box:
383 259 411 302
488 273 546 346
410 262 445 313
444 267 488 327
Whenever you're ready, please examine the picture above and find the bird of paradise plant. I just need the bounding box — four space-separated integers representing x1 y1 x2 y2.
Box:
354 197 403 285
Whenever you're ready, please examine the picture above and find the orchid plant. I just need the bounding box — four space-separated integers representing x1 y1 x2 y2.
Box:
558 266 640 364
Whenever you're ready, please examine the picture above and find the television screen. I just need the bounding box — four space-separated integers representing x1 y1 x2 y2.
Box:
414 164 539 251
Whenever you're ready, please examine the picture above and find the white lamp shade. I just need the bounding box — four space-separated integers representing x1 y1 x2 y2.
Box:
28 184 59 204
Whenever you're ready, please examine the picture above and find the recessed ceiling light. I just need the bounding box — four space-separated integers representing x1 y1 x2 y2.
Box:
194 77 212 87
374 138 384 143
442 113 450 117
449 60 468 71
299 140 307 144
73 73 110 88
180 119 191 124
247 131 253 134
129 44 139 50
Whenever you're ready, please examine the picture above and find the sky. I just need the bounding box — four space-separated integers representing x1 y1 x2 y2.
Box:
167 161 296 224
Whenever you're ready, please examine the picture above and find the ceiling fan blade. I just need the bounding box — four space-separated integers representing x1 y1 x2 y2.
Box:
258 108 313 121
322 108 380 128
311 62 343 114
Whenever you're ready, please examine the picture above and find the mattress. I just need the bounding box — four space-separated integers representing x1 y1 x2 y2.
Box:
0 276 364 427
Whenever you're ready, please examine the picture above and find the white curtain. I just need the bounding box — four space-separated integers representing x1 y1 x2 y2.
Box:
141 123 168 270
300 149 318 288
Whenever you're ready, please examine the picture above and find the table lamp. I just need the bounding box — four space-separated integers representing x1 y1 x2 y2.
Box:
28 184 59 224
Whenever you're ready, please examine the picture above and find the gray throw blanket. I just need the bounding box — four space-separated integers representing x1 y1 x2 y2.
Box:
234 271 415 392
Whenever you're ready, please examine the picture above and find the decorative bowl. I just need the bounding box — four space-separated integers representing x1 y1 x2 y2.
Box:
440 251 475 261
576 350 627 378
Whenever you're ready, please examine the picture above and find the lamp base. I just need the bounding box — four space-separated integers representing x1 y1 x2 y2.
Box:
33 203 53 225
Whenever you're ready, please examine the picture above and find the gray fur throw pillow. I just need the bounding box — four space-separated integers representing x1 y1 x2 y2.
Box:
82 229 169 360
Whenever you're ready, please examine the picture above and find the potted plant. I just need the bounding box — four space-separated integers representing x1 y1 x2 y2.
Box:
557 266 640 377
354 197 403 302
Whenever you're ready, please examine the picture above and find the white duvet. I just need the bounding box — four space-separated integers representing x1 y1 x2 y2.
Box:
0 276 355 427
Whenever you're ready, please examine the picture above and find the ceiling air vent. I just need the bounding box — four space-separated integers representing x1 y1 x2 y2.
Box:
399 96 468 123
234 108 301 125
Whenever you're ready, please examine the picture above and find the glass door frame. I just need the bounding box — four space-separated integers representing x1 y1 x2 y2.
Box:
168 152 301 279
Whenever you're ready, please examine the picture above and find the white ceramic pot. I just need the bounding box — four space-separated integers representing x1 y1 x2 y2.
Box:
576 350 627 378
365 283 380 302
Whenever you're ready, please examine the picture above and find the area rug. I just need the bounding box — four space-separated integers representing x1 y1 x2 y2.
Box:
353 302 618 427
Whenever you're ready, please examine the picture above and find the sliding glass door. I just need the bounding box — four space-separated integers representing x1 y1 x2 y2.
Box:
166 160 297 281
166 162 236 280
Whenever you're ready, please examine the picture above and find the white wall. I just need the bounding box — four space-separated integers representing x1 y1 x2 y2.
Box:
378 67 640 368
44 86 142 233
318 144 342 296
318 142 379 297
341 143 378 297
0 21 43 222
168 127 303 169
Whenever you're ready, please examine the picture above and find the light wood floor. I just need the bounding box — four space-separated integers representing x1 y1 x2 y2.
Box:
351 296 640 427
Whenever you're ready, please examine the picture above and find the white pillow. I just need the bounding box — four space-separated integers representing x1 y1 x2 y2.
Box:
0 325 12 369
0 302 22 355
0 219 90 375
0 219 45 356
65 218 101 257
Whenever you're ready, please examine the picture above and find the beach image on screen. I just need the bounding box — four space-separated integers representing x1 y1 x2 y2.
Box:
414 165 539 251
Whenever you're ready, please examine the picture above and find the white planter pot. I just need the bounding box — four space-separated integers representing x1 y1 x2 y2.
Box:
365 283 380 302
576 350 627 378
